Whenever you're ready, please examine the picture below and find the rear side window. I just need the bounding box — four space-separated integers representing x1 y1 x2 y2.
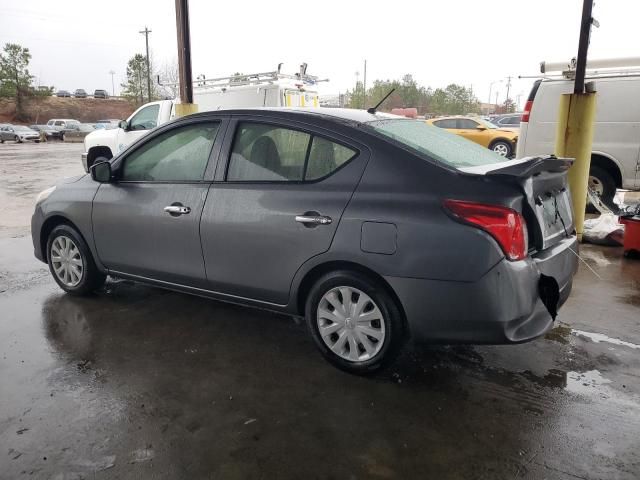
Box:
457 119 479 129
122 122 219 181
227 122 356 182
306 137 356 180
369 119 504 168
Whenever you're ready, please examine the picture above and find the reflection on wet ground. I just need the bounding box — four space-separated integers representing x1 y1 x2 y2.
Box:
1 251 639 479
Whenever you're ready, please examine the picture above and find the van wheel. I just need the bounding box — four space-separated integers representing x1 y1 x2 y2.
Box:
47 224 106 295
588 165 616 210
305 270 405 375
491 140 512 157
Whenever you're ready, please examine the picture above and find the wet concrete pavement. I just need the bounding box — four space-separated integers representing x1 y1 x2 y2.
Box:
1 143 639 479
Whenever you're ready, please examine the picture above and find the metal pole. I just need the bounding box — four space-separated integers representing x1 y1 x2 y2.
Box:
139 27 152 102
109 70 115 96
175 0 194 105
574 0 594 93
505 76 512 103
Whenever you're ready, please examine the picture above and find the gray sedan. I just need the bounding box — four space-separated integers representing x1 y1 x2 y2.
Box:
0 124 40 143
31 108 578 373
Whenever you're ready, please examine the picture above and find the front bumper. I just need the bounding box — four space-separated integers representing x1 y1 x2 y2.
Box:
385 235 579 344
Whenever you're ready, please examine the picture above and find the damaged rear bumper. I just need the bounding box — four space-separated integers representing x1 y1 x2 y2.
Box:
385 235 579 344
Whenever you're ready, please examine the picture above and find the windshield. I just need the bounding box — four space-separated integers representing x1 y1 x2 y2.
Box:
368 119 506 168
14 126 32 132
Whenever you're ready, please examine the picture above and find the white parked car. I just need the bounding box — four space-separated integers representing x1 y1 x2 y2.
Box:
517 58 640 207
82 66 323 172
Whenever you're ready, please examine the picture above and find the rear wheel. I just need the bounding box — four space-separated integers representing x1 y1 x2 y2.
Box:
588 165 617 210
491 140 512 157
47 224 106 295
305 270 405 374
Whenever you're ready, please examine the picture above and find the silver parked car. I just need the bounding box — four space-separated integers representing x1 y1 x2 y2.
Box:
31 108 578 373
0 124 40 143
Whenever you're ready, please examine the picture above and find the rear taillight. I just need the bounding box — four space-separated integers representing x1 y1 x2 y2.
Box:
444 200 528 261
521 100 533 122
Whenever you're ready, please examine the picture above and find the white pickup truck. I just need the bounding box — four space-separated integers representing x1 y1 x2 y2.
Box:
82 67 322 172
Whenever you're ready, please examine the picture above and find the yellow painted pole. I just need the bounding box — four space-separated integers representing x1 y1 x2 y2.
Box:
554 91 597 241
174 102 198 118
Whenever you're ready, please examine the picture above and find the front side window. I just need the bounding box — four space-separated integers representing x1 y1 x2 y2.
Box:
227 122 356 182
54 121 64 126
129 104 160 131
122 122 219 182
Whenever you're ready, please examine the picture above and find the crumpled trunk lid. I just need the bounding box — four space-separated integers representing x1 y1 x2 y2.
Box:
459 155 575 252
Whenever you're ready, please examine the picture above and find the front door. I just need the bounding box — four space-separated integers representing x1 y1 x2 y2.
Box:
200 119 368 305
92 120 223 287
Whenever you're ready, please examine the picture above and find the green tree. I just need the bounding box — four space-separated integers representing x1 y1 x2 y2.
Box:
0 43 34 120
121 54 154 104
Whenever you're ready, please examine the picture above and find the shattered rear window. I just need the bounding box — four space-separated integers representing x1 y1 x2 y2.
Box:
368 119 505 168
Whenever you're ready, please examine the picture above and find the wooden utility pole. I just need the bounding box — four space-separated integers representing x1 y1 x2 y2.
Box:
139 26 152 102
175 0 197 116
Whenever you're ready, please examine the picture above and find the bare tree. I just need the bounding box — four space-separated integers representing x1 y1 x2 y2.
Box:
156 59 179 99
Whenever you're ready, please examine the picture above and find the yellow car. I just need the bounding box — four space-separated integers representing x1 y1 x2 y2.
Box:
426 116 518 157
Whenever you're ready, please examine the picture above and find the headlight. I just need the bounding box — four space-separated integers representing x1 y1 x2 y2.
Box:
35 186 56 204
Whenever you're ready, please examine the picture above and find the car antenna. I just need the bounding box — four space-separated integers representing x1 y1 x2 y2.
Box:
367 88 396 114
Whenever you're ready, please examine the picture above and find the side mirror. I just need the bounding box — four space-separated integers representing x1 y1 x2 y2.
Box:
91 161 112 183
476 125 487 131
118 120 129 131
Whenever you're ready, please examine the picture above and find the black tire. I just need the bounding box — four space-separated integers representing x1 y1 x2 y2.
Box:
588 165 617 211
490 140 513 157
61 133 65 142
14 135 21 143
305 270 405 375
46 224 106 296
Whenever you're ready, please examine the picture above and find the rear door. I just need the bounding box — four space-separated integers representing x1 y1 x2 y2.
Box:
200 116 368 305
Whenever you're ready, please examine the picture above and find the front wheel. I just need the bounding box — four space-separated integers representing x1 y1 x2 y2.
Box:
47 224 106 295
14 135 21 143
305 271 405 374
491 140 513 157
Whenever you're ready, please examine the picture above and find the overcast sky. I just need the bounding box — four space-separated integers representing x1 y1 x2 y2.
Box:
1 0 638 109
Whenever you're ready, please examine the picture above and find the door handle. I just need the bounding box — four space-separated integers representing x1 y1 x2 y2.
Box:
295 214 332 226
164 205 191 215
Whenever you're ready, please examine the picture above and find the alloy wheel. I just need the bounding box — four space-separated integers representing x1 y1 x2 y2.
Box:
50 235 84 287
493 143 510 156
317 286 386 362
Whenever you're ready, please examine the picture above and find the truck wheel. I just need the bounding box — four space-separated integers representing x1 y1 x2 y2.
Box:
588 165 616 211
61 133 65 142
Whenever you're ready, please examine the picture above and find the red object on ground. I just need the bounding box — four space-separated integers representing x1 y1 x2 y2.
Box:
620 216 640 256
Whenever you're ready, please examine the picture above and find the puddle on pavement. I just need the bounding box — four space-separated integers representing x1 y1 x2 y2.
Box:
565 370 611 395
572 329 640 350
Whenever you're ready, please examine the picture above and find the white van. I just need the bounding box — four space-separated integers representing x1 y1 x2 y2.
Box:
517 63 640 207
82 66 323 172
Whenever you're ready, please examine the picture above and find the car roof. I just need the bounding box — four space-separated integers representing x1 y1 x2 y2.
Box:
182 107 401 126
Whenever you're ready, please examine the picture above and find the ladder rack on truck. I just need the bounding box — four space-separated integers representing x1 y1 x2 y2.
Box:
159 63 329 90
